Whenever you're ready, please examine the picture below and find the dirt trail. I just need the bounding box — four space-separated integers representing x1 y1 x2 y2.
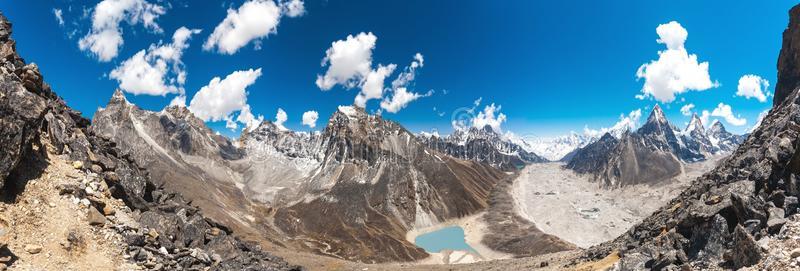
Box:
0 146 136 270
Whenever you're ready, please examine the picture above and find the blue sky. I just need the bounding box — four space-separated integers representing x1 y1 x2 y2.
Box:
0 1 795 137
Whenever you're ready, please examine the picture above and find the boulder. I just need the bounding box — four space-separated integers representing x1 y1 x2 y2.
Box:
23 244 41 254
785 196 799 216
87 206 107 226
767 207 787 234
730 225 762 269
731 193 768 225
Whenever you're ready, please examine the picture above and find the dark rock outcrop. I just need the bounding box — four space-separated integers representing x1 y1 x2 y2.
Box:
0 16 54 190
775 5 800 106
0 12 299 271
565 133 617 175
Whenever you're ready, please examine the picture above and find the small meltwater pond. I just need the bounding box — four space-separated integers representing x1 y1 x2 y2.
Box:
414 226 477 254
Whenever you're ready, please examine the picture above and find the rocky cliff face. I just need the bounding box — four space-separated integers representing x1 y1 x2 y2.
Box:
775 5 800 107
565 133 618 175
418 125 548 170
0 12 299 270
582 5 800 269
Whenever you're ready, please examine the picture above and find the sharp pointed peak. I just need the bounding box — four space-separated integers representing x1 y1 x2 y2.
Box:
599 132 617 140
646 104 668 124
653 103 663 110
709 119 726 132
685 113 705 133
110 89 128 103
335 105 368 119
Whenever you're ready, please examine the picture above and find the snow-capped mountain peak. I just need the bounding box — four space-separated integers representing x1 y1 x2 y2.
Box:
684 113 705 134
705 120 745 153
647 104 668 126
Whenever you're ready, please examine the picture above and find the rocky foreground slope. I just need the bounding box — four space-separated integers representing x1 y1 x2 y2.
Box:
575 5 800 269
0 13 299 270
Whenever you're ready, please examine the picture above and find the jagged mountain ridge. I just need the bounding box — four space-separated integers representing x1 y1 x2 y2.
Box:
417 125 548 170
566 105 746 187
92 100 552 263
267 106 524 262
92 90 265 237
707 119 747 153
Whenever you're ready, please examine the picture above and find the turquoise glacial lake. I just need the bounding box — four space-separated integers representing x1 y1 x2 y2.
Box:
414 226 477 253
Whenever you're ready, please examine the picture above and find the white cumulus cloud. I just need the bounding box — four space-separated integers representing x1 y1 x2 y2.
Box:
110 27 201 99
79 0 166 62
317 33 430 112
636 21 717 103
736 74 770 102
188 68 264 131
680 103 695 116
316 32 377 90
53 8 64 26
380 88 432 113
274 108 288 131
302 110 319 128
236 104 264 131
710 103 746 126
380 53 430 113
280 0 305 17
204 0 304 55
471 103 507 132
698 110 712 127
584 109 643 138
355 64 395 107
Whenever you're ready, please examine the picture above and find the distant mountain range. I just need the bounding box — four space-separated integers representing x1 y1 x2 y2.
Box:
565 104 746 187
517 132 595 162
92 95 525 262
415 103 745 168
417 125 547 170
